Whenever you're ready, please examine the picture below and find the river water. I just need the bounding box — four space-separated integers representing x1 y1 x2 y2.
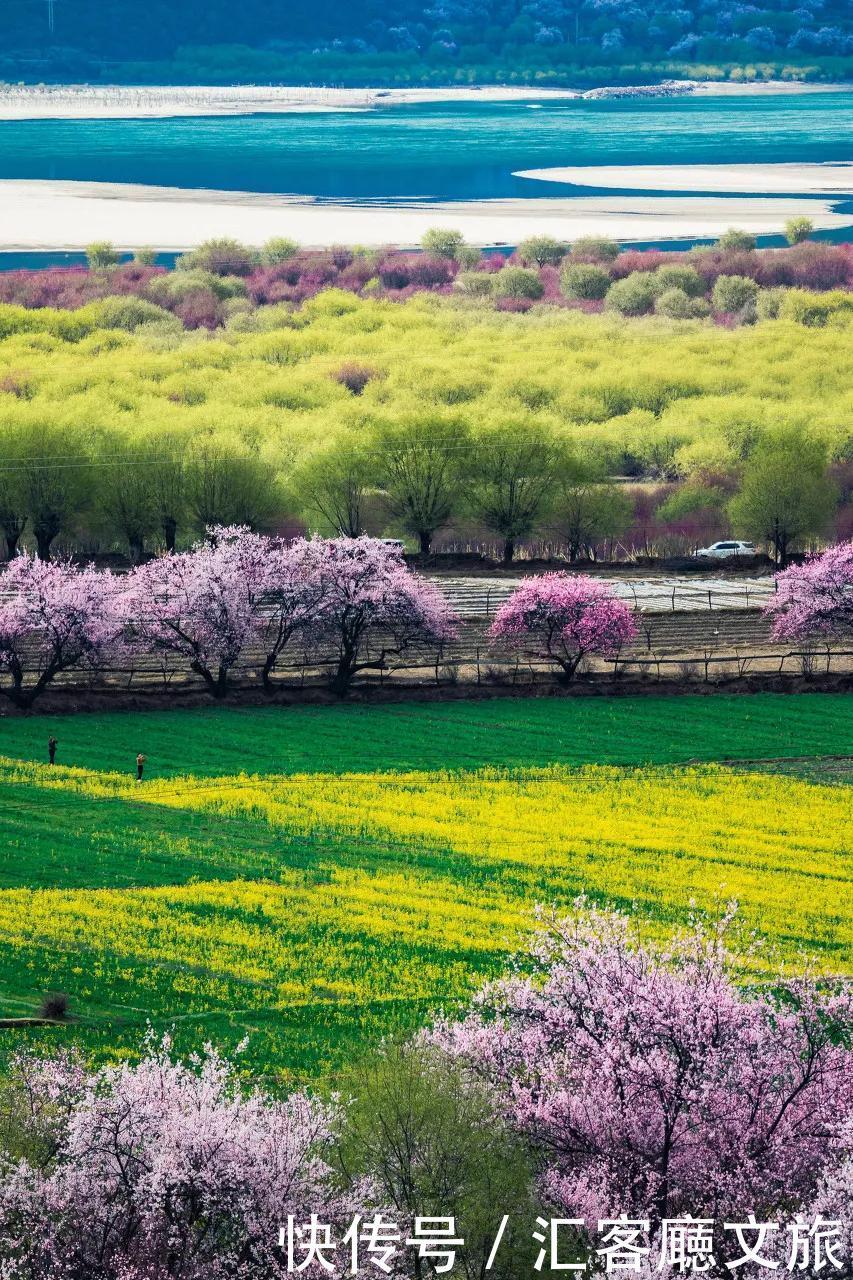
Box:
0 93 850 202
1 91 850 267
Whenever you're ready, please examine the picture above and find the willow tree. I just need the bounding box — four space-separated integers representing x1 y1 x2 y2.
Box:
148 428 189 553
729 430 836 566
518 236 566 268
0 428 26 559
97 431 160 563
553 457 633 562
296 430 373 537
6 420 92 560
371 414 467 556
463 419 567 563
184 434 284 534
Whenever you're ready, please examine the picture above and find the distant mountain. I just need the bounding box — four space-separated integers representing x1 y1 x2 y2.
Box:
3 0 852 84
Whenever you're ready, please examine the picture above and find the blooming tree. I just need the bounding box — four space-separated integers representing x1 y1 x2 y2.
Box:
121 527 268 698
257 536 331 688
0 1038 351 1280
766 540 853 642
489 573 637 680
431 905 853 1259
301 536 459 695
798 1116 853 1268
0 553 121 708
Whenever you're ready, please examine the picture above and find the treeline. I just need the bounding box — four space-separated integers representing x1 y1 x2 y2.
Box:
0 402 844 568
0 282 849 566
37 50 852 90
0 533 457 706
1 230 851 333
122 50 853 89
2 528 849 709
3 0 852 82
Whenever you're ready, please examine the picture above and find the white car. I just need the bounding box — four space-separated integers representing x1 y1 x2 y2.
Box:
693 540 757 560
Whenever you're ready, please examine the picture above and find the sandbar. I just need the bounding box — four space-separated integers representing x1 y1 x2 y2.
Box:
516 162 853 196
0 178 849 251
0 80 849 120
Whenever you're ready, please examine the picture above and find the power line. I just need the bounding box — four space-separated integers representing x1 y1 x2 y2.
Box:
0 440 528 473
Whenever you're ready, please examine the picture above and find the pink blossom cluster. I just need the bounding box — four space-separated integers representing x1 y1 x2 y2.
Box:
0 552 124 708
489 572 637 679
765 540 853 642
429 904 853 1260
804 1116 853 1265
0 1037 353 1280
294 535 458 694
0 262 165 312
611 243 852 291
0 532 458 705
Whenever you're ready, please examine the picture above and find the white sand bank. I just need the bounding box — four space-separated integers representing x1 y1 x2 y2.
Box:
517 162 853 195
0 179 849 251
0 80 849 121
0 84 584 120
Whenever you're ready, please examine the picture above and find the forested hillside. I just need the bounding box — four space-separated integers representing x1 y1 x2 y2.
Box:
3 0 852 86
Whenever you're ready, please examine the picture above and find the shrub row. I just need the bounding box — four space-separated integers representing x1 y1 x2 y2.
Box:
0 231 849 331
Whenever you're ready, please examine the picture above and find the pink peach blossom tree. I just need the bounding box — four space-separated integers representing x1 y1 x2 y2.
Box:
300 536 459 695
0 1038 353 1280
121 527 268 698
430 905 853 1260
766 540 853 642
489 573 637 681
256 536 332 689
799 1115 853 1268
0 552 121 708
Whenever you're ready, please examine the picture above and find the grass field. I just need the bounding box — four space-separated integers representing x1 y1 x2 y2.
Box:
0 693 850 1084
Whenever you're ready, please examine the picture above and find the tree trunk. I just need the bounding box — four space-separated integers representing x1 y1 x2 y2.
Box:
163 516 177 554
555 652 582 685
128 535 145 565
34 526 55 561
4 684 33 710
503 537 515 565
4 660 39 709
778 531 790 568
3 530 21 560
418 529 432 557
192 662 229 699
330 662 354 697
331 643 357 697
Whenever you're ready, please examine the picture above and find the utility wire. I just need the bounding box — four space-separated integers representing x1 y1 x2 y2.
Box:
0 434 590 471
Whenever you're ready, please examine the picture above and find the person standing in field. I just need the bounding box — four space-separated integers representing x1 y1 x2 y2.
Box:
48 736 57 765
136 752 146 782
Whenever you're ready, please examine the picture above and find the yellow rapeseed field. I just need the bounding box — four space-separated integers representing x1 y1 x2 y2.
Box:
0 752 848 1074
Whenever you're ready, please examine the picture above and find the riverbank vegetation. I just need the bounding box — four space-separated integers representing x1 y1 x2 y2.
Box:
3 233 851 330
